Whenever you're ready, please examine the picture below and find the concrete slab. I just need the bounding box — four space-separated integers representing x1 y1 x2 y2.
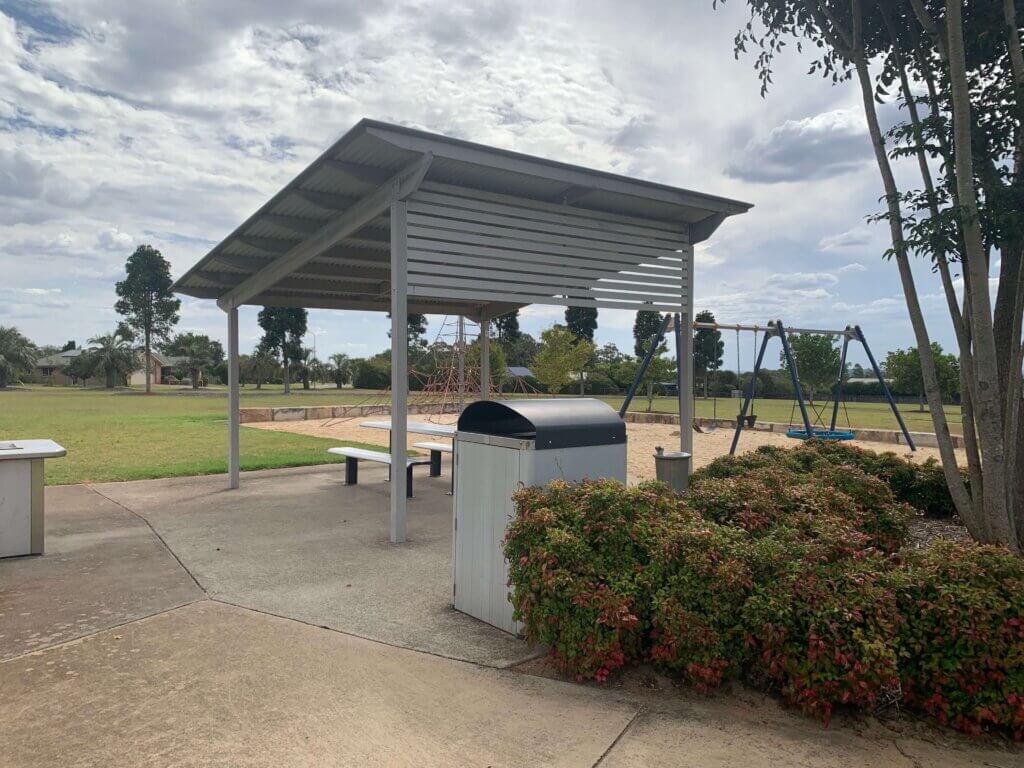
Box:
0 600 637 768
0 485 202 660
599 709 1019 768
92 465 530 667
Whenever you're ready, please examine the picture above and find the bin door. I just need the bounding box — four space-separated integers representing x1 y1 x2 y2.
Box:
453 441 521 635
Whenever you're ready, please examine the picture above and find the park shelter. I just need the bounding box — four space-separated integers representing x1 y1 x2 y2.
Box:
172 119 752 542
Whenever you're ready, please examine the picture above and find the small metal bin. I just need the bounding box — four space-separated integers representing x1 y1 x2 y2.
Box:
453 398 626 633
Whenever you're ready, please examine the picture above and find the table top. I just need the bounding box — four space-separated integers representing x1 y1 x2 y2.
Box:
360 420 456 437
0 439 67 461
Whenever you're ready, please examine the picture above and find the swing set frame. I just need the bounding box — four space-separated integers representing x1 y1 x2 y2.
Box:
618 316 917 455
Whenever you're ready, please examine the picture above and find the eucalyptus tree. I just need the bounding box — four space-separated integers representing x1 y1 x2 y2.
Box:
115 245 180 394
257 307 307 395
720 0 1024 548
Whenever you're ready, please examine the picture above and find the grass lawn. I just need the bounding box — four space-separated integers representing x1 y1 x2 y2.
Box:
1 384 961 486
0 386 389 486
598 395 963 434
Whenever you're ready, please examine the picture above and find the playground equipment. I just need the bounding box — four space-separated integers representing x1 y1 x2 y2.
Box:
619 316 917 455
729 321 915 454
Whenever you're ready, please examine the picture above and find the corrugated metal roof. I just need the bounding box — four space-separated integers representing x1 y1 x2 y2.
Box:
173 118 751 318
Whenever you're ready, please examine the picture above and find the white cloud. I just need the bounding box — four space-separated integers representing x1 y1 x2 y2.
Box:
819 227 873 252
837 262 867 274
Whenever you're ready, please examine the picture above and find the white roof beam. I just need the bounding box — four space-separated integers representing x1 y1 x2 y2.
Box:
217 152 433 311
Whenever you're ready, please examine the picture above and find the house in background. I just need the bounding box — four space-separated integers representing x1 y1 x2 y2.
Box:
34 347 188 387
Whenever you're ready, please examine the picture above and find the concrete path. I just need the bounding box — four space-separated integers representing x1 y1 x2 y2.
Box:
2 468 1020 767
0 484 201 660
0 600 637 767
90 464 528 667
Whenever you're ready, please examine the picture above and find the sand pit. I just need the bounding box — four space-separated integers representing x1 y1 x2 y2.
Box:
249 413 963 483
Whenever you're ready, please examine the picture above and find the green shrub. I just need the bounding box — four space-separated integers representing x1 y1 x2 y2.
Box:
506 447 1023 739
649 520 754 690
743 553 902 725
504 479 683 681
892 541 1024 739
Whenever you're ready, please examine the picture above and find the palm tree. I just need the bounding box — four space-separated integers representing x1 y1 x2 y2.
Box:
88 327 137 388
0 326 38 388
329 352 352 389
248 344 278 390
178 337 216 390
295 347 316 390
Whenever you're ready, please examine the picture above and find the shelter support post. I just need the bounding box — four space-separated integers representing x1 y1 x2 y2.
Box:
855 325 916 450
830 332 851 432
227 306 240 489
390 200 409 543
678 249 694 454
730 327 772 455
479 318 490 401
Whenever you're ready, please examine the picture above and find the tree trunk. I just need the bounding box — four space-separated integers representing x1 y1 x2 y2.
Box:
946 0 1015 546
144 327 151 394
192 368 200 390
848 38 977 532
283 354 291 395
106 370 114 389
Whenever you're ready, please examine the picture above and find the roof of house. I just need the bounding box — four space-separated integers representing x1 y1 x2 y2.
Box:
35 348 88 367
172 118 752 319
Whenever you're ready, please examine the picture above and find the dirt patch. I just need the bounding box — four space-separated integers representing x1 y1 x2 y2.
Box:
249 414 966 483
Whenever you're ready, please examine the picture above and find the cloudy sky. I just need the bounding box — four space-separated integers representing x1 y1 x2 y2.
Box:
0 0 961 370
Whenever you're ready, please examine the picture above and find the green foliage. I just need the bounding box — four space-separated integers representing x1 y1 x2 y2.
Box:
492 310 521 344
86 327 138 388
565 306 598 342
632 310 665 358
893 542 1024 739
0 325 38 388
506 444 1024 738
352 357 390 390
693 310 724 395
163 332 224 389
505 480 683 681
115 245 180 391
533 325 595 394
779 333 840 404
885 343 961 403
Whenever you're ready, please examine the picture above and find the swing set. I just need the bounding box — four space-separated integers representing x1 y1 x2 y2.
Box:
619 316 917 456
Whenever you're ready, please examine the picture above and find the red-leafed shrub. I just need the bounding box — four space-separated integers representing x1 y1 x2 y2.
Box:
743 553 903 724
504 479 683 681
892 541 1024 739
649 521 754 690
504 446 1022 740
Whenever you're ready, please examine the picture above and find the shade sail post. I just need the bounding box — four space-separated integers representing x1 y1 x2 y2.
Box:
390 201 409 543
227 306 240 489
678 245 694 455
479 317 490 401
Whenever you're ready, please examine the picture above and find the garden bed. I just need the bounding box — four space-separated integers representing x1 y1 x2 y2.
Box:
505 441 1024 740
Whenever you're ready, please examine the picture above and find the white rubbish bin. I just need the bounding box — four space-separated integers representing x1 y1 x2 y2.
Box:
453 398 627 634
0 440 66 558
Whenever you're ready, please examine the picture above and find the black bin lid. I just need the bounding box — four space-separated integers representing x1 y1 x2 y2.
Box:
457 398 626 450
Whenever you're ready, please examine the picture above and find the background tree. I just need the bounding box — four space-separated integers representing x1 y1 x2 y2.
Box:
723 0 1024 550
492 310 521 344
533 325 595 394
87 327 137 388
565 306 598 342
257 307 307 395
247 343 278 390
0 326 38 388
692 309 724 397
503 332 541 368
779 333 840 405
632 310 666 358
163 332 223 389
329 352 353 388
467 337 508 396
886 343 960 411
851 363 866 378
64 350 97 386
114 244 180 394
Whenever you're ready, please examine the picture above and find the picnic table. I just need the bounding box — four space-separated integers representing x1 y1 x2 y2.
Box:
359 420 456 437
